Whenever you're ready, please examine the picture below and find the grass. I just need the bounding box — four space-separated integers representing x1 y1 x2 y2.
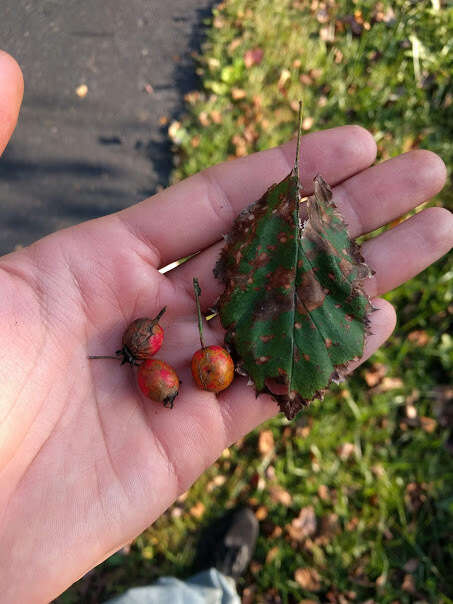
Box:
59 0 453 602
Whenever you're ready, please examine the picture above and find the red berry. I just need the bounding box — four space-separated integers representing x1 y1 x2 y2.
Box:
137 359 180 408
121 317 164 360
88 307 167 365
191 345 234 393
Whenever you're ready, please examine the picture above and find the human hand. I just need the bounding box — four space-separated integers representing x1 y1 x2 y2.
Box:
0 50 451 603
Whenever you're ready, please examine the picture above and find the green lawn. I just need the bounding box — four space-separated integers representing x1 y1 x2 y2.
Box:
59 1 453 602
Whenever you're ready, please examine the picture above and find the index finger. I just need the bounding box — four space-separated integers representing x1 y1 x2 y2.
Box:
0 50 24 156
117 126 377 268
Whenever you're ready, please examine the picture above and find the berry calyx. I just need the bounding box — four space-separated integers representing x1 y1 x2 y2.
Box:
191 278 234 393
88 307 166 365
137 359 180 408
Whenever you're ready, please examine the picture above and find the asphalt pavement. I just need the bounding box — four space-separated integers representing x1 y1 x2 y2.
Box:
0 0 215 255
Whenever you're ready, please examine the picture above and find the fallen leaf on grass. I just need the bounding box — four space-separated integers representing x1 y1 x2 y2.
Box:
403 558 419 573
363 362 387 387
315 513 340 545
373 376 404 392
407 330 430 346
189 501 205 519
295 567 321 591
402 573 416 594
265 545 279 564
244 47 264 68
338 442 357 461
231 87 247 100
287 506 317 541
258 429 275 455
317 484 330 501
255 506 268 521
269 485 293 506
420 416 437 433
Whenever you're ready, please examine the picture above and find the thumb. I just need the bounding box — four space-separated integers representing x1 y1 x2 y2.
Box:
0 50 24 156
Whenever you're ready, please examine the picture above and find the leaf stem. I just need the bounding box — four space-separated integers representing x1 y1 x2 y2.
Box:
294 100 303 186
193 277 206 349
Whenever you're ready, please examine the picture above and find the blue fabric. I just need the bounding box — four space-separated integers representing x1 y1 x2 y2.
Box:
104 568 240 604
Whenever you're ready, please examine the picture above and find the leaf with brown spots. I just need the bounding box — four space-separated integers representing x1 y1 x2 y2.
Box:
215 106 374 419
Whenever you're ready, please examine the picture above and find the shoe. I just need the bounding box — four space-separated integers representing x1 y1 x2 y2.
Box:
215 507 259 580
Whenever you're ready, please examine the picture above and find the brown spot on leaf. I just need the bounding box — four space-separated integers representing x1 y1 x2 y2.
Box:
257 355 270 364
259 334 274 343
267 266 294 292
296 269 326 313
254 291 292 322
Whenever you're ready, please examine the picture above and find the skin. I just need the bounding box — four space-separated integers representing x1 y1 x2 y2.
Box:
0 49 452 602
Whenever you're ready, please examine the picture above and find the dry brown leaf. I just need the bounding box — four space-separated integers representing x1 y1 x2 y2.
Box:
374 377 404 392
403 558 419 573
189 501 205 519
302 117 314 130
287 506 317 541
338 442 357 461
294 567 321 591
408 330 430 346
402 573 416 594
210 110 222 124
228 38 242 53
265 545 279 564
244 47 264 68
249 560 262 574
255 506 268 521
346 516 359 531
269 485 293 506
258 429 275 455
375 572 386 587
198 111 210 127
231 87 247 100
241 586 256 604
318 484 330 501
420 416 437 433
363 362 387 387
405 404 417 419
207 474 226 492
405 482 427 512
317 513 340 544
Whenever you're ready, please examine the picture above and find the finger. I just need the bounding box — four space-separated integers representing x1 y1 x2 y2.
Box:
335 149 447 236
117 126 377 267
0 51 24 156
169 158 450 306
361 207 453 298
148 298 396 487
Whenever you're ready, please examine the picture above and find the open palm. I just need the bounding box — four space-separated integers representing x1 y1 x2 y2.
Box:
0 52 452 603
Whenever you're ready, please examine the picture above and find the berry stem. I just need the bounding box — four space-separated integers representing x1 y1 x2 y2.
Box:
193 277 206 350
88 355 120 360
151 306 166 326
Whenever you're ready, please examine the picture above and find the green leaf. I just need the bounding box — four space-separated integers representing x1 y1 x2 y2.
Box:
215 138 374 419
